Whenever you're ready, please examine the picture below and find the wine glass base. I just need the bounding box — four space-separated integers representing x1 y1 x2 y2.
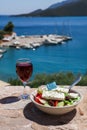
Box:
19 94 30 100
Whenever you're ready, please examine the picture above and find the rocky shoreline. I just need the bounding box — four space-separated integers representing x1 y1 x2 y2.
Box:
0 34 72 49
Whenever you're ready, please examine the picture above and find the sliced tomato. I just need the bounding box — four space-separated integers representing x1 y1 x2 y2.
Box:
34 93 43 104
54 100 58 106
36 93 42 98
34 96 41 104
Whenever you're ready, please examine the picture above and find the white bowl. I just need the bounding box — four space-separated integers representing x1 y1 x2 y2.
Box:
30 88 82 115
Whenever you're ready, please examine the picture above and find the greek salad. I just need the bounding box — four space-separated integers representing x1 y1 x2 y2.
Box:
34 84 81 107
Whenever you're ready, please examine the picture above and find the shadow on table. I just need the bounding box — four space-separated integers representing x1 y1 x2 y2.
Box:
23 102 76 126
0 96 20 104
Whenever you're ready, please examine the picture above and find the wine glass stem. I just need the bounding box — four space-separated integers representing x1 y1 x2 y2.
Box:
23 82 27 94
19 81 29 99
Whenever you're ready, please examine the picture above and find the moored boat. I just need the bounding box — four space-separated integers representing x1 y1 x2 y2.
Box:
0 48 7 53
0 54 3 58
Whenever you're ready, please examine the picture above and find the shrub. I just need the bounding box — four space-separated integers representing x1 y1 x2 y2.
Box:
0 21 14 40
0 30 5 40
0 34 4 40
8 78 22 86
8 72 87 88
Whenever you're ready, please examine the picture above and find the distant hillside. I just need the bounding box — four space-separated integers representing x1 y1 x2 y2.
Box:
16 9 42 17
13 0 87 17
48 0 79 9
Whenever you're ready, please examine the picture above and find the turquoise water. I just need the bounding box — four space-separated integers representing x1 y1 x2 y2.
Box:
0 16 87 81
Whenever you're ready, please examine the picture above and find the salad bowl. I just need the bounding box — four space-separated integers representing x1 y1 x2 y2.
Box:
30 85 82 115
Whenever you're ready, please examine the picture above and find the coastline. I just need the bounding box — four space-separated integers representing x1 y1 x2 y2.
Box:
0 34 72 49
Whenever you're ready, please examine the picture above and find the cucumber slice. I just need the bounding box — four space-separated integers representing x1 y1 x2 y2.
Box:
44 103 50 107
57 101 64 107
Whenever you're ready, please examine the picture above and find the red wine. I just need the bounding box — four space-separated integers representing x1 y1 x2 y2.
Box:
16 62 33 82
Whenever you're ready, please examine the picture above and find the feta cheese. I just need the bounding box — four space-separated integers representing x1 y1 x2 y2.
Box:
42 90 65 100
54 87 69 93
69 93 79 98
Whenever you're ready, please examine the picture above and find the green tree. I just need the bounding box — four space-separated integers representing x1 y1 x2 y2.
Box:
0 30 4 40
0 34 4 40
3 21 14 33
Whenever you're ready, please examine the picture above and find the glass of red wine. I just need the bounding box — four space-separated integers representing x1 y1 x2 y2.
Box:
16 58 33 100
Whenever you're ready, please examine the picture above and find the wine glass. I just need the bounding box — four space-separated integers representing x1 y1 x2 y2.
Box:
16 58 33 100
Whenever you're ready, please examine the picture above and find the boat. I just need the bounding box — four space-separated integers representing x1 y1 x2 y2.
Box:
0 48 7 53
22 44 32 49
31 43 40 48
16 46 20 49
0 48 7 59
0 54 3 58
43 35 64 45
44 38 58 45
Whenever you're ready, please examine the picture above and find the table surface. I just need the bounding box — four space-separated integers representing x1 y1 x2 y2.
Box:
0 85 87 130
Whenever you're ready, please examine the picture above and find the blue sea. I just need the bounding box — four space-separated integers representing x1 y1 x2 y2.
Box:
0 16 87 81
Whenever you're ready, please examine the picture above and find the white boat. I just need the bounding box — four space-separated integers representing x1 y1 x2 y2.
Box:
0 48 7 53
0 54 3 58
22 44 32 49
44 37 57 45
31 43 40 48
16 46 20 49
44 37 63 45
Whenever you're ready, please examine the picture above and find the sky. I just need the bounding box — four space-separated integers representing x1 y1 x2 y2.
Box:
0 0 66 15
